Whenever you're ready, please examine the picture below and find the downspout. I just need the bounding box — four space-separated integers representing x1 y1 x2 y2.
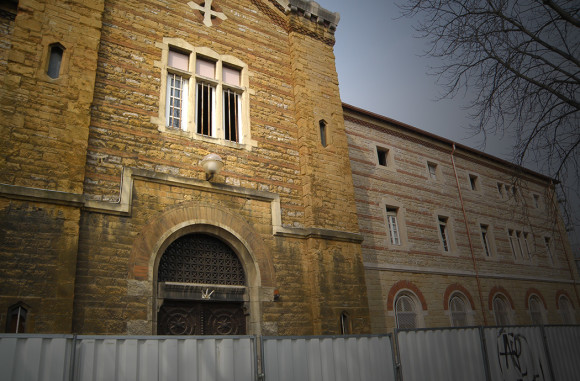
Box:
450 143 488 325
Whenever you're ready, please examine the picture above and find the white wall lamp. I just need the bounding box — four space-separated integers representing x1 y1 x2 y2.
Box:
200 153 224 181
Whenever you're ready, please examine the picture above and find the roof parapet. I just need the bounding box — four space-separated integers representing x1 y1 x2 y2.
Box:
277 0 340 31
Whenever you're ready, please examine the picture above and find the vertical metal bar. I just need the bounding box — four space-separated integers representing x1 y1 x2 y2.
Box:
540 325 556 381
69 335 77 381
479 326 491 381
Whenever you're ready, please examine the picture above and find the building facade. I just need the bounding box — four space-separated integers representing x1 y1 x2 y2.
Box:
344 104 579 332
0 0 577 336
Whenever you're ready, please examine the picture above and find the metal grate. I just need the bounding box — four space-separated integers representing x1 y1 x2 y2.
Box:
396 295 417 329
158 234 245 286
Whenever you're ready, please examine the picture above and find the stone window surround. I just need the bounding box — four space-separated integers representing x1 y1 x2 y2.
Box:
478 221 497 260
391 290 426 329
426 160 442 182
435 211 457 255
153 38 256 150
381 197 409 250
374 144 396 171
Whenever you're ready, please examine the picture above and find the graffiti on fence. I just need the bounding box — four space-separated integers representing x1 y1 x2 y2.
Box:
496 329 547 381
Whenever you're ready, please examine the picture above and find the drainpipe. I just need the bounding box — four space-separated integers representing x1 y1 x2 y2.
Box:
451 143 488 325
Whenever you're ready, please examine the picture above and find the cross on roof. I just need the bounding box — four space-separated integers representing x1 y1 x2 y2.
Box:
188 0 227 27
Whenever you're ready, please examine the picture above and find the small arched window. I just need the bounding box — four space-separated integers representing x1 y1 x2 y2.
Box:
559 295 576 325
449 295 468 327
395 294 418 329
6 303 27 333
340 311 351 334
319 120 327 147
493 295 511 326
529 296 545 325
47 43 64 79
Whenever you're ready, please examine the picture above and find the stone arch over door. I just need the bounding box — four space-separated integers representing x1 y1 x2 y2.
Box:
128 203 276 335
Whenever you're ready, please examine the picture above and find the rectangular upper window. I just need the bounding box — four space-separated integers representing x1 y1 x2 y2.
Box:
427 162 437 180
544 237 554 264
469 174 479 190
377 147 388 166
166 50 190 130
533 194 540 208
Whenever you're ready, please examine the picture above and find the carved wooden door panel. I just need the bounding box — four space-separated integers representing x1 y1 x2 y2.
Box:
158 300 246 335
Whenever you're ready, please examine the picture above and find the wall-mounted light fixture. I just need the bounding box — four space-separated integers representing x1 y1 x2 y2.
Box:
200 153 224 181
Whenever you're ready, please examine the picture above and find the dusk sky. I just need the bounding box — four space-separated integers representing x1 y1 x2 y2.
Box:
316 0 579 252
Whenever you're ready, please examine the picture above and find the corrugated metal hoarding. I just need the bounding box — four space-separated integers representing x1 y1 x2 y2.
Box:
396 328 487 381
544 326 580 381
74 335 256 381
262 335 395 381
484 326 552 381
0 334 73 381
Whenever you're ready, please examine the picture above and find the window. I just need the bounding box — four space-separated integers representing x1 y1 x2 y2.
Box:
497 182 505 198
529 296 545 325
544 237 554 264
6 303 27 333
469 174 479 190
516 231 527 260
523 232 531 259
427 162 438 180
481 224 491 257
395 294 418 329
319 120 327 147
493 296 512 326
47 43 64 79
157 41 254 147
449 295 468 327
377 147 388 166
386 207 400 245
340 311 351 334
533 194 540 208
559 295 576 324
438 216 450 252
508 229 522 260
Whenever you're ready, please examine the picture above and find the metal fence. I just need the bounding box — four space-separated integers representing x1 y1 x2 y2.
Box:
1 326 578 381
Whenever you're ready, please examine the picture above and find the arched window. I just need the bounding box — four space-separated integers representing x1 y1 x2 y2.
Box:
6 303 27 333
529 296 546 325
493 295 512 326
340 311 351 334
395 294 418 329
559 295 576 325
47 43 64 79
449 295 468 327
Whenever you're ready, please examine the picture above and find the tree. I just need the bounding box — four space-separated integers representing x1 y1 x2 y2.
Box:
400 0 579 228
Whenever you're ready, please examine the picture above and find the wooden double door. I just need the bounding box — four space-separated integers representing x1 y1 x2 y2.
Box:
158 300 246 336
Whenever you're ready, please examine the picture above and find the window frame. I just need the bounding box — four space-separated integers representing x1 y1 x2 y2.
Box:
395 293 419 329
426 161 440 181
386 207 401 246
544 236 555 265
492 295 513 326
6 302 28 333
558 295 576 325
480 224 492 257
437 215 455 254
468 173 480 191
528 295 546 325
449 294 470 327
154 39 255 149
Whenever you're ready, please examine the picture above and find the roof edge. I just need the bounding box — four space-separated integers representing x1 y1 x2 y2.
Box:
341 102 557 184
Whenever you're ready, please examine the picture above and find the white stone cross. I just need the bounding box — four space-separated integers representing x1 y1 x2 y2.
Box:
188 0 227 27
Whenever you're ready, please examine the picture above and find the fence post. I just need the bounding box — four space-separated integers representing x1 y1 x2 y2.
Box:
539 325 556 381
478 326 491 381
68 335 77 381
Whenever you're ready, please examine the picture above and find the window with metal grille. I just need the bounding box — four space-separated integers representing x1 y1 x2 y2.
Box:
196 82 214 136
395 294 418 329
386 208 400 245
449 295 468 327
438 216 449 252
559 295 576 324
529 296 545 325
493 296 511 326
166 50 190 130
223 89 240 142
481 224 491 257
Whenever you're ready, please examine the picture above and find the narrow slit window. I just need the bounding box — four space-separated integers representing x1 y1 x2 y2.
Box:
340 311 351 334
508 229 517 259
439 216 449 252
319 120 327 147
544 237 553 263
386 207 400 245
469 174 478 190
533 194 540 208
47 44 64 79
481 224 491 257
497 183 504 198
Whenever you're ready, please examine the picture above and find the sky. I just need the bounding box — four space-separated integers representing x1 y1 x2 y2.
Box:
314 0 579 254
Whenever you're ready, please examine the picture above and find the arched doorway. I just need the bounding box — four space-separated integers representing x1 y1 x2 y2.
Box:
156 233 247 335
